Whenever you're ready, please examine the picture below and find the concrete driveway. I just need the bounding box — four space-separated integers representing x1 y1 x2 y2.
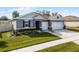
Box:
48 29 79 38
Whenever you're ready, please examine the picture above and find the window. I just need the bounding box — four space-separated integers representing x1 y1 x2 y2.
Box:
23 20 30 27
25 23 29 27
57 16 59 19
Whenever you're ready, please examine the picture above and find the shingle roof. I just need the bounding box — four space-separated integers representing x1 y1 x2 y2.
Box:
14 12 63 20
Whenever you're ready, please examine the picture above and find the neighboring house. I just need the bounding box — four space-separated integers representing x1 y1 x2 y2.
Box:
0 20 12 32
64 16 79 27
65 20 79 27
12 12 64 31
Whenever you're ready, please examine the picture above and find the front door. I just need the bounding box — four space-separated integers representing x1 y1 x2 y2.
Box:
36 21 40 30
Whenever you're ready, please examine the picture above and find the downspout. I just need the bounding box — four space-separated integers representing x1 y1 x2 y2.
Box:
63 20 66 29
48 20 52 31
32 17 35 29
11 19 15 35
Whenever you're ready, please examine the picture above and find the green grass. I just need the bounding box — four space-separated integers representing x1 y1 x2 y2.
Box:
0 31 60 52
66 27 79 32
37 42 79 52
1 32 11 39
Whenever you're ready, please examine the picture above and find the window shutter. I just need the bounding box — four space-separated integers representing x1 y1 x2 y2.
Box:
23 20 25 27
29 20 30 27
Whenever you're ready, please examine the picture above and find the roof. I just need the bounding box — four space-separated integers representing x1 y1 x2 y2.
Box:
64 16 79 20
14 12 63 20
13 12 42 19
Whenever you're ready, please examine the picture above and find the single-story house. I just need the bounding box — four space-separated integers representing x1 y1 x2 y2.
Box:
0 20 12 32
64 16 79 27
12 12 64 31
64 20 79 27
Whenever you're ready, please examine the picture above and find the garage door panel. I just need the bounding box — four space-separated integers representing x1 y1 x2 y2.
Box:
51 22 64 30
41 22 48 31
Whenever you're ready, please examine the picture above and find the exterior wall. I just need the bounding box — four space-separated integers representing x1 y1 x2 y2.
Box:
12 19 36 30
50 14 63 20
0 22 12 32
41 21 48 31
51 16 63 20
65 22 79 27
16 20 23 28
32 19 36 28
51 21 64 30
30 20 34 27
12 20 17 30
34 15 44 20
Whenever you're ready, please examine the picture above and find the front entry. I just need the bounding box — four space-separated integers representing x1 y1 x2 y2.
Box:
35 21 40 30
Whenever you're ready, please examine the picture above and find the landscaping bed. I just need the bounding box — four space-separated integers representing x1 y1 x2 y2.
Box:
0 30 60 52
37 42 79 52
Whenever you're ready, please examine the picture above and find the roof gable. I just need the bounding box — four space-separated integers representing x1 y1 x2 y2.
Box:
34 15 44 20
14 12 43 19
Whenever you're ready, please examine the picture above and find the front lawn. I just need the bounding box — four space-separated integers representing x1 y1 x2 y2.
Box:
1 32 11 39
0 30 60 52
37 42 79 52
66 27 79 32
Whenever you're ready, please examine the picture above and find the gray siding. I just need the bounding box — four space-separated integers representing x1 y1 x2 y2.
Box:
0 22 12 32
33 19 36 27
16 20 23 28
30 20 34 27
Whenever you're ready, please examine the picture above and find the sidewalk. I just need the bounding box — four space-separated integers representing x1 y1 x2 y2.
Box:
10 35 79 52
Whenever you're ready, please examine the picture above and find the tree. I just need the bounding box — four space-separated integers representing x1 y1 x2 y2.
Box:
0 16 9 20
12 11 19 18
11 11 19 36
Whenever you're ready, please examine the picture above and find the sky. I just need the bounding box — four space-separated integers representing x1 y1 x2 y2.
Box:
0 7 79 19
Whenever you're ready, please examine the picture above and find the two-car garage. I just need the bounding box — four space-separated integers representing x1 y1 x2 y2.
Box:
51 21 64 30
41 21 64 31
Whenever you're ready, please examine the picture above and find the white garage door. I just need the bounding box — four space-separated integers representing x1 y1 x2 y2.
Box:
51 22 64 30
41 22 48 31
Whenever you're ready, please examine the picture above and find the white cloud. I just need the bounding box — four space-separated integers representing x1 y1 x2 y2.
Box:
0 11 7 16
9 7 31 12
58 10 70 16
0 7 79 19
57 9 79 17
4 7 32 19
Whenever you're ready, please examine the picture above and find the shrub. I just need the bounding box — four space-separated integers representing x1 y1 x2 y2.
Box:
0 41 8 48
